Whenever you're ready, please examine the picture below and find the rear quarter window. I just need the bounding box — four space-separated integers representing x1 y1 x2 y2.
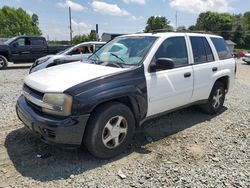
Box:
211 37 232 60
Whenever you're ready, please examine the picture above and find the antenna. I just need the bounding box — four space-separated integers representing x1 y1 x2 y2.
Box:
69 7 73 45
175 11 178 30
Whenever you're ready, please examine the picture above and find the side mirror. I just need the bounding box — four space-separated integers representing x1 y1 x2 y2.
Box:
150 58 175 72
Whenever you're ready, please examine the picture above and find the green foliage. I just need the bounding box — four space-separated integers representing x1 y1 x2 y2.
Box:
145 16 173 32
243 12 250 30
177 26 187 31
196 11 233 39
0 6 42 37
72 30 98 45
194 11 250 49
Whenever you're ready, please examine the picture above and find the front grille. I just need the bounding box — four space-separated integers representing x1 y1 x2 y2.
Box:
23 84 44 112
27 100 42 111
23 84 44 100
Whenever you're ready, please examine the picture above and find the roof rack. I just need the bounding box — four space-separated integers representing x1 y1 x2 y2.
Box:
149 29 216 35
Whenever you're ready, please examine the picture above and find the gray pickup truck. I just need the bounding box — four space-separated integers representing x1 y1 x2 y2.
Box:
0 36 70 70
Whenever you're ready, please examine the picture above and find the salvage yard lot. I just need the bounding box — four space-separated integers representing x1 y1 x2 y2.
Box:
0 60 249 187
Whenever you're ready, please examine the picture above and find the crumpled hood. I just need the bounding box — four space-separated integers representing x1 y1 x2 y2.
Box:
25 62 126 93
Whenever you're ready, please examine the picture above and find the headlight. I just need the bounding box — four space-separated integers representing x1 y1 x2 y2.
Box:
42 93 73 116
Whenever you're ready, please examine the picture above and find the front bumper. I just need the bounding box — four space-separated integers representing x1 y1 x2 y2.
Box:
16 96 89 147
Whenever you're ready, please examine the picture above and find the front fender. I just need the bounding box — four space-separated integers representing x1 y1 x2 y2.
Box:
66 65 147 121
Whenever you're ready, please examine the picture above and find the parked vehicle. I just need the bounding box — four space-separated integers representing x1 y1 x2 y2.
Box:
29 41 106 73
0 36 70 70
16 32 236 158
242 53 250 64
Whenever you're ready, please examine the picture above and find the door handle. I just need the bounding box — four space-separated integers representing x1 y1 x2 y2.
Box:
184 72 191 78
212 67 218 72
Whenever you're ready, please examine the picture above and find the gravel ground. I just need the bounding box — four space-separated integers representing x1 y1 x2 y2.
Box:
0 60 249 188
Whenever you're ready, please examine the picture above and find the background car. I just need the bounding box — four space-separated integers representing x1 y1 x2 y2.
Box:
29 41 106 73
242 53 250 64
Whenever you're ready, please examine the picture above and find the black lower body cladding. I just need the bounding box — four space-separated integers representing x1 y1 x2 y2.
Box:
16 96 89 147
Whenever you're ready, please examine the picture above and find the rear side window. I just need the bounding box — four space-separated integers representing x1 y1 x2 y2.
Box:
211 37 232 60
190 36 214 64
31 39 45 46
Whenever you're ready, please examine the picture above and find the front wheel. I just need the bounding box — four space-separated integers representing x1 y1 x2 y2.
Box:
201 82 226 115
0 55 8 70
83 102 135 158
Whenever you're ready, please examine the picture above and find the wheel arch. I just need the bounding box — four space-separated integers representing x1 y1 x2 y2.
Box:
88 95 145 127
0 52 11 62
215 76 229 92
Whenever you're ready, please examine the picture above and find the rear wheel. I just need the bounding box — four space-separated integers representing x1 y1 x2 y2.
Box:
0 55 8 70
201 82 225 115
83 102 135 158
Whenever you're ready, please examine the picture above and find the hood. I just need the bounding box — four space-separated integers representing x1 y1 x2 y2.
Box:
0 44 9 51
37 54 62 62
25 62 126 93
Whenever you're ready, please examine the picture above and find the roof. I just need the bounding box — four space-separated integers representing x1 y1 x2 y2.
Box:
119 32 222 38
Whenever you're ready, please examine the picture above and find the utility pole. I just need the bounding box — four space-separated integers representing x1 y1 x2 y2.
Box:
69 7 72 44
175 11 178 31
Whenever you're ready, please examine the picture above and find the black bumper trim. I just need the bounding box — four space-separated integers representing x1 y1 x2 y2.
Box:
16 96 89 147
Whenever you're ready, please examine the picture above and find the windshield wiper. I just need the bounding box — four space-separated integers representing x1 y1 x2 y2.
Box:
110 53 125 63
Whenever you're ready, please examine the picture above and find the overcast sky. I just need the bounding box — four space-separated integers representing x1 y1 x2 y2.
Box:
0 0 248 40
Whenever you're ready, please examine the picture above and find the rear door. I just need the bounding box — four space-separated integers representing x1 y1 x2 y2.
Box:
29 38 47 62
146 36 194 117
188 35 219 102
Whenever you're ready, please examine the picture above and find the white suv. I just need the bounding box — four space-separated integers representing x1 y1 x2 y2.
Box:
16 32 236 158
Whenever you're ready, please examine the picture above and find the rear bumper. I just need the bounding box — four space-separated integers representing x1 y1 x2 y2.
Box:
16 96 89 147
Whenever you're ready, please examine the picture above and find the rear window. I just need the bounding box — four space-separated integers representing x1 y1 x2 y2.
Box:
211 37 232 60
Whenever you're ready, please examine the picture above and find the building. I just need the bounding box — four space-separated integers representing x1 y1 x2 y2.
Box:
226 40 237 53
101 33 125 42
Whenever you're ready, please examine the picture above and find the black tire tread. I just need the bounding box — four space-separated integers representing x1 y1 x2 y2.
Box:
83 102 135 158
0 55 8 70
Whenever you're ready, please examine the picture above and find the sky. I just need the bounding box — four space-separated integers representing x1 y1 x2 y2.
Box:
0 0 248 40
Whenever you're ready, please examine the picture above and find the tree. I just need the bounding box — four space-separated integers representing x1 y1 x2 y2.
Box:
243 12 250 30
195 11 233 39
188 25 196 31
0 6 42 37
233 25 244 48
145 16 173 32
72 30 98 45
177 26 187 31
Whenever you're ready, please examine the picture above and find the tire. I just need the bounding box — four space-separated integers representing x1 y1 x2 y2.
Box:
83 102 135 158
0 55 8 70
201 82 226 115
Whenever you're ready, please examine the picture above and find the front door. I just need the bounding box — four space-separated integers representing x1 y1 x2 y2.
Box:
146 36 194 117
11 37 31 63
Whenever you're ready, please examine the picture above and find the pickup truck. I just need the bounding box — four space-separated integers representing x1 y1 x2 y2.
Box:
16 32 236 158
0 36 70 69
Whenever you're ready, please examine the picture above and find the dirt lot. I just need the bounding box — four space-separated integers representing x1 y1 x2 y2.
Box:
0 60 249 187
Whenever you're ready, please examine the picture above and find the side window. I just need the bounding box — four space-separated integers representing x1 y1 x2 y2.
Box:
203 38 214 62
14 38 25 46
152 37 188 70
31 39 45 46
211 37 232 60
95 44 103 51
190 36 214 64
